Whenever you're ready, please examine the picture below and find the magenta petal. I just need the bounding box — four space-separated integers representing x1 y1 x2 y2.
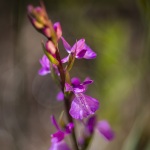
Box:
65 83 73 92
71 39 85 53
51 115 60 130
38 68 50 76
71 77 81 86
84 94 99 113
51 131 65 143
38 55 50 76
61 37 71 53
83 45 97 59
65 122 74 134
76 49 87 58
61 55 69 63
82 79 93 85
69 93 99 120
97 120 114 141
39 55 50 68
56 91 64 101
49 141 71 150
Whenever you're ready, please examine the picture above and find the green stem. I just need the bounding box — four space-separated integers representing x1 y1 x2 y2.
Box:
81 136 93 150
55 48 79 150
64 95 79 150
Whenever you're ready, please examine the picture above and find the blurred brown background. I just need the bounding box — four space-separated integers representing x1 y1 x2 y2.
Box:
0 0 150 149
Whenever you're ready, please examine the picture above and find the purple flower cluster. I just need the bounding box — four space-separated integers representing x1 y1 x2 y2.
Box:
49 116 73 150
28 4 114 150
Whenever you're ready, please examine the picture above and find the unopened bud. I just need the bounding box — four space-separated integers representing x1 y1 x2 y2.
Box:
32 18 44 29
27 5 46 30
43 27 51 38
53 22 62 40
46 41 56 56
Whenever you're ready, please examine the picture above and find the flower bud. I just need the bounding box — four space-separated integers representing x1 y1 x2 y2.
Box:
27 5 46 30
53 22 62 40
46 41 56 56
42 27 51 38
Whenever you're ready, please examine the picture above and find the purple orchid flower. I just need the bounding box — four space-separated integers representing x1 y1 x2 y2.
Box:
56 77 91 101
49 115 73 150
78 116 114 148
65 77 99 120
38 55 59 76
85 116 114 141
61 37 97 63
38 55 51 76
50 115 74 142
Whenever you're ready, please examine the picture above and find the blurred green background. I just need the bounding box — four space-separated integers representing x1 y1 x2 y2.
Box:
0 0 150 149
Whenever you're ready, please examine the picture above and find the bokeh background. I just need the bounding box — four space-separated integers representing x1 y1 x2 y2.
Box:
0 0 150 149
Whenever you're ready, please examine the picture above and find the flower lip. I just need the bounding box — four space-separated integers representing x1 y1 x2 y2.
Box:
69 93 99 120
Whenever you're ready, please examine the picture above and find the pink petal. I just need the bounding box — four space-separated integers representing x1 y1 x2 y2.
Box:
51 131 65 143
71 39 85 54
61 37 71 53
71 77 81 86
51 115 60 130
61 55 69 63
76 49 87 58
83 45 97 59
38 68 50 76
65 122 74 134
97 120 114 141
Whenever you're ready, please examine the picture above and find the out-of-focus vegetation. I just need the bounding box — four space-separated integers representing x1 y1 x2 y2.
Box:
0 0 150 150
